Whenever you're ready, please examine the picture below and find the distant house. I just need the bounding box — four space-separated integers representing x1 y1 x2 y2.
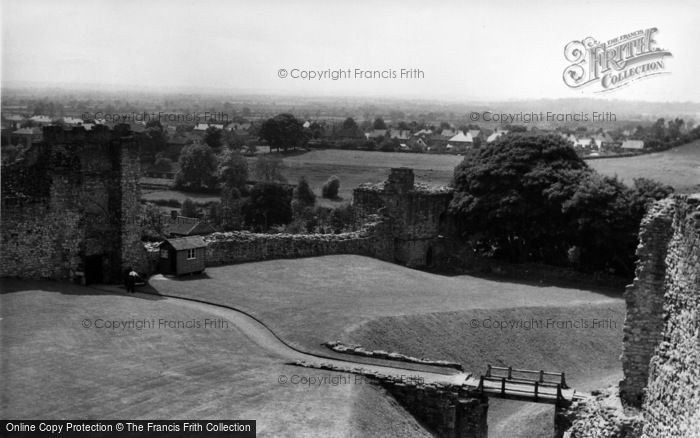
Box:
621 140 644 150
225 121 252 133
61 117 84 126
592 133 614 150
365 129 387 139
389 129 411 141
164 215 216 237
413 128 433 136
440 128 457 138
446 131 473 152
486 130 508 143
158 236 207 276
2 114 24 130
29 115 52 125
194 123 223 131
574 137 593 149
10 127 43 147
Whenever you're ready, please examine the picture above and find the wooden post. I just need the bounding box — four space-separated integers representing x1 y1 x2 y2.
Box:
501 378 506 396
478 376 484 392
539 370 544 383
534 381 539 401
507 366 512 379
561 372 568 389
486 364 492 377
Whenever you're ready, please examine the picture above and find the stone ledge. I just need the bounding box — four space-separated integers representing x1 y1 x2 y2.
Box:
323 340 464 371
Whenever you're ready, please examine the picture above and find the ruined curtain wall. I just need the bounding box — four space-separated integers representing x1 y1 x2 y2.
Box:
620 194 700 437
203 221 394 266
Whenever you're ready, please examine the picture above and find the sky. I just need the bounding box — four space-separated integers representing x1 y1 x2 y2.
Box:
1 0 699 102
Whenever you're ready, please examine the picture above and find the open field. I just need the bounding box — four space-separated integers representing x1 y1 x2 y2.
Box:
141 188 219 204
0 280 428 437
281 150 461 201
139 141 699 209
587 140 700 193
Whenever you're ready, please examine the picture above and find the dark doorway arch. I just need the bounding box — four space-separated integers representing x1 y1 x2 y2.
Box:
84 255 103 284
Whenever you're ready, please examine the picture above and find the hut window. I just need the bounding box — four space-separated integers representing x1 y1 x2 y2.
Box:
187 249 196 260
160 249 169 259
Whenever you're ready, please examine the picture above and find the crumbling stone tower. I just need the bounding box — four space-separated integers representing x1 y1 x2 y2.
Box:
1 124 146 284
353 168 454 267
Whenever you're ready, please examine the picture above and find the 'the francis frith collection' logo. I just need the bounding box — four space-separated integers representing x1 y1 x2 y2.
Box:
563 28 672 93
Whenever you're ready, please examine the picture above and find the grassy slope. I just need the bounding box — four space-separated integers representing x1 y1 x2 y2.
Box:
148 256 624 437
148 256 622 370
0 281 427 437
348 305 625 389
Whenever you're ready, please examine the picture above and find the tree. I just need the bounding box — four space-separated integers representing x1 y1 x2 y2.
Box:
629 178 674 220
221 186 244 230
450 133 590 263
379 138 398 152
204 126 223 149
329 204 355 233
335 117 364 139
258 113 309 152
308 122 325 139
153 154 174 172
255 155 286 183
450 132 675 277
562 173 636 274
242 182 293 230
322 175 340 199
218 150 248 190
224 130 245 150
342 117 359 130
294 176 316 207
373 117 387 130
181 198 199 218
141 203 165 240
175 143 218 191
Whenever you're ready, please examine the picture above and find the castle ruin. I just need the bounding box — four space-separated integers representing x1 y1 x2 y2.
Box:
0 125 146 283
353 167 454 267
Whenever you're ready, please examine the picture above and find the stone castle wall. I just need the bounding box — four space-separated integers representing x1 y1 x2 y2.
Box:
353 168 454 267
202 219 394 266
619 199 675 406
619 194 700 436
0 126 147 283
294 359 488 438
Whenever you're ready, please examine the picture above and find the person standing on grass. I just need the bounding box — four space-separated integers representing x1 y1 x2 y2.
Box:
126 266 137 294
123 267 131 293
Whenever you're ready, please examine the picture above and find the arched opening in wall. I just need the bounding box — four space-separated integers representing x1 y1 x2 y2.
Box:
426 246 434 267
84 254 104 285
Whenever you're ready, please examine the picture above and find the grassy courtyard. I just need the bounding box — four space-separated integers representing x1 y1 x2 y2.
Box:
146 256 624 386
145 255 625 437
0 280 427 437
